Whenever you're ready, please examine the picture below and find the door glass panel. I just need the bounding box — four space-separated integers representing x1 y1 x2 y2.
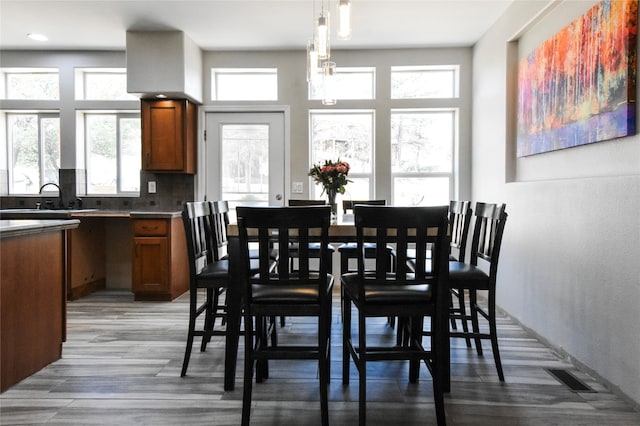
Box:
221 124 269 208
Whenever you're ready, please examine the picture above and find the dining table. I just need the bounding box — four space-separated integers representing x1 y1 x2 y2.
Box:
223 215 451 393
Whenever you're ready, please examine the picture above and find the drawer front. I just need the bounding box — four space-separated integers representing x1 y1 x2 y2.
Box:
133 220 168 236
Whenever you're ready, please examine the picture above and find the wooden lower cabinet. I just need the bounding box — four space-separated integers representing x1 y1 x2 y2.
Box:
132 217 189 301
1 227 69 392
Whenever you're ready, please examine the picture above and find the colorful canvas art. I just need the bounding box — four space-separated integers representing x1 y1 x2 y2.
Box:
517 0 638 157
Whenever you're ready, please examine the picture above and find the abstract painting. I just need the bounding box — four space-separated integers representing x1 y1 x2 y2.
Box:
517 0 638 157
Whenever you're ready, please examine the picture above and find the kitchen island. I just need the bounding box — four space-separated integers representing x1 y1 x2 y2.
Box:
0 219 79 392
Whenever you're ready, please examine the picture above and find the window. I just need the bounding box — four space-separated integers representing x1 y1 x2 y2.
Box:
309 67 375 100
309 110 374 202
84 113 141 194
391 65 459 99
75 68 138 100
211 68 278 101
5 113 60 194
1 68 59 100
391 109 456 206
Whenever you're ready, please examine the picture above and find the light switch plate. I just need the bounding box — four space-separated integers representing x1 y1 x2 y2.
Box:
292 182 303 193
148 181 157 193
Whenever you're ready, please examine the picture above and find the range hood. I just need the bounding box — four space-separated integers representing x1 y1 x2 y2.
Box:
126 31 203 104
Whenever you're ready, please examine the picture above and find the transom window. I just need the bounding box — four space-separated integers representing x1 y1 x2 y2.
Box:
1 68 59 100
75 68 137 100
309 67 375 101
5 113 60 194
391 65 459 99
391 109 456 206
309 110 374 202
211 68 278 101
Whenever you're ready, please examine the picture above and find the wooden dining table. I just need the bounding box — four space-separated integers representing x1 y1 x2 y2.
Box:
223 217 451 392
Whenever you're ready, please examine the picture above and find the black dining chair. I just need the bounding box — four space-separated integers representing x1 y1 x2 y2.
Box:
180 201 229 377
342 205 449 426
448 202 508 381
237 205 333 426
407 200 473 346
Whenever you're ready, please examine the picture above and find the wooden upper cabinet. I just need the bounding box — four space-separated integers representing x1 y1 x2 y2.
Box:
141 99 197 174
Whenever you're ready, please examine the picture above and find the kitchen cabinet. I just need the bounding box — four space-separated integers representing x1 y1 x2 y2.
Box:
141 99 197 174
1 219 79 392
132 217 189 301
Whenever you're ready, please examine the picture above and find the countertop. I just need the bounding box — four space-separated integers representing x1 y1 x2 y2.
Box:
0 209 181 220
0 219 80 239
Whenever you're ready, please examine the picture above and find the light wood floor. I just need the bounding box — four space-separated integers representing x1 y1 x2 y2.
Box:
1 289 639 425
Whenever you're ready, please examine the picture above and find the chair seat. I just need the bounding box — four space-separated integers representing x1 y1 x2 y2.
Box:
252 276 334 303
449 261 490 289
199 258 264 282
338 242 395 254
342 272 433 304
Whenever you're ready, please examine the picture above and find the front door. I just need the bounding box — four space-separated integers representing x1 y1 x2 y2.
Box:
205 111 287 218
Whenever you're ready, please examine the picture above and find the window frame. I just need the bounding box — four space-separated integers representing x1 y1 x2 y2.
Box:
309 66 376 101
74 67 137 101
5 111 61 195
1 68 60 100
390 65 460 99
308 109 376 201
82 111 141 196
211 68 278 101
390 107 458 206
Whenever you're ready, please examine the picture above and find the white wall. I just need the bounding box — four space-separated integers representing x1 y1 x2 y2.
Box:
473 0 640 406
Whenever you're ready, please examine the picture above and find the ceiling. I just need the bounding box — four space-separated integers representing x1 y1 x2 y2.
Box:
0 0 514 51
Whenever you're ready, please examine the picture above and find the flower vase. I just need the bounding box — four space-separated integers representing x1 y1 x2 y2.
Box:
327 190 338 224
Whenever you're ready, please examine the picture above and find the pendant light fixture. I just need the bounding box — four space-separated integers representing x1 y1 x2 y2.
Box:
315 4 330 60
322 61 337 105
337 0 352 40
307 40 320 82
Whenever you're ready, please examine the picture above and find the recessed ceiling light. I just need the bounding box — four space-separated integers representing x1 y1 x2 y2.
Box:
156 94 167 99
27 33 48 42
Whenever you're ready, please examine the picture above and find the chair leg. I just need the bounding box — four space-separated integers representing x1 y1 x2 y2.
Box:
342 295 351 385
241 313 254 426
469 290 483 356
358 312 367 426
409 316 422 383
319 309 330 426
201 288 214 351
181 289 197 377
488 291 505 382
454 288 472 348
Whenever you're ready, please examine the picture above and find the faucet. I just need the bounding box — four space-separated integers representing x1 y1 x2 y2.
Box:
39 183 63 209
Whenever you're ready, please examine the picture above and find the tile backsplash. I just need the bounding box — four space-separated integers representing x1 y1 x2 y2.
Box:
0 169 195 212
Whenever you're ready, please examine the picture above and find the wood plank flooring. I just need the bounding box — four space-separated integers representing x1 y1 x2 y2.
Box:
1 289 639 425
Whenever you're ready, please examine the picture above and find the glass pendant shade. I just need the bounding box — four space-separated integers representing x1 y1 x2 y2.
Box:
307 40 320 82
316 12 330 60
337 0 352 40
322 61 337 105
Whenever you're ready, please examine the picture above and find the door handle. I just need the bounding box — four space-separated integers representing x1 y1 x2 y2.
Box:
275 194 282 200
